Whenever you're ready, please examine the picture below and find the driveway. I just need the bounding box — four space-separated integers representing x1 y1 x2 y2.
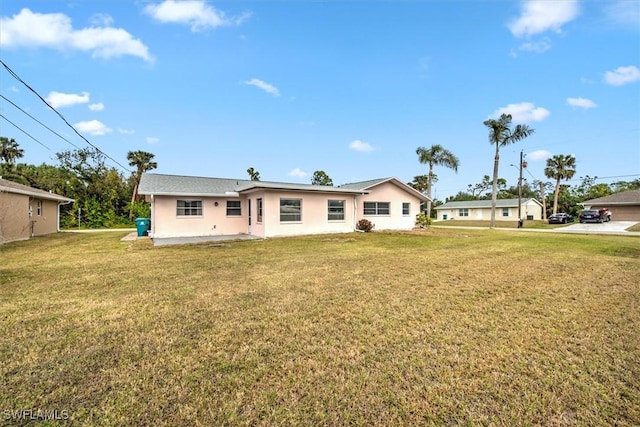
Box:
553 221 639 235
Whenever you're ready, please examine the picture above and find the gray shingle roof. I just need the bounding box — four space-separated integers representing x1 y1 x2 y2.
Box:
138 173 369 196
338 177 430 201
0 178 73 202
583 189 640 206
435 198 539 209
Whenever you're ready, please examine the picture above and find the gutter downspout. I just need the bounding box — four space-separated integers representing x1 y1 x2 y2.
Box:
58 200 72 232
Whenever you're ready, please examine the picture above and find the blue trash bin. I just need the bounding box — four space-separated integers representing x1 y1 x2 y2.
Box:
135 218 150 237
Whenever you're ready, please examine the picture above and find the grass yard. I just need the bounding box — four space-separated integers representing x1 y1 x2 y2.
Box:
1 229 639 425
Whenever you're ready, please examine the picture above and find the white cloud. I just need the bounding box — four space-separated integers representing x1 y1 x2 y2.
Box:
144 0 251 32
527 150 552 161
288 168 307 178
73 120 112 136
90 13 114 27
0 8 152 62
508 0 579 37
88 102 104 112
517 38 551 53
489 102 550 123
604 0 640 26
244 78 280 96
45 91 90 108
604 65 640 86
146 137 159 144
8 86 19 93
118 128 135 135
566 97 597 109
349 140 375 152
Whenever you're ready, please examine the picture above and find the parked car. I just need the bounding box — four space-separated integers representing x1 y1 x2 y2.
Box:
548 213 574 224
579 209 610 223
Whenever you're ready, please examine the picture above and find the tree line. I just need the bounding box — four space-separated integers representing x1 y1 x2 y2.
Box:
1 136 156 228
407 114 639 222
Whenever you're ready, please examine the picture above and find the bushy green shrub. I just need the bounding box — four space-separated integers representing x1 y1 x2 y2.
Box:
356 219 374 232
415 212 432 228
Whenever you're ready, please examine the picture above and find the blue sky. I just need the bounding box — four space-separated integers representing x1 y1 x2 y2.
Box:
1 0 638 200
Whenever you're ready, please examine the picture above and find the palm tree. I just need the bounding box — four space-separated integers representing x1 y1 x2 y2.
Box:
0 137 24 167
544 154 576 214
127 150 157 219
416 145 459 217
482 114 535 228
247 167 260 181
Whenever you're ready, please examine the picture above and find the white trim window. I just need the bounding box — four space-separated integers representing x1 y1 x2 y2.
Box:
364 202 390 216
257 198 263 223
502 207 509 217
458 208 469 217
37 200 42 216
328 199 345 221
177 200 202 216
280 198 302 222
402 202 410 216
226 200 241 216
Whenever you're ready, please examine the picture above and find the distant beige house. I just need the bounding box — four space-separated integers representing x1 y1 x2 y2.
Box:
138 174 429 239
581 190 640 221
0 178 73 243
434 198 543 221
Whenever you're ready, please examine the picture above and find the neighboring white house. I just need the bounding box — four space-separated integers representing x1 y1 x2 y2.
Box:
138 174 430 239
434 198 543 221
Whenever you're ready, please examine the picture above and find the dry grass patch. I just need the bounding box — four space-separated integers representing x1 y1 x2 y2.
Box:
1 230 639 425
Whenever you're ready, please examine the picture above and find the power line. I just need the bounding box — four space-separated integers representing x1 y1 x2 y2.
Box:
0 114 51 150
0 59 132 173
0 94 82 150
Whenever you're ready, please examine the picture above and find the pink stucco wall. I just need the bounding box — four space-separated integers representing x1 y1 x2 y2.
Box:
243 190 357 238
356 181 421 230
150 196 248 238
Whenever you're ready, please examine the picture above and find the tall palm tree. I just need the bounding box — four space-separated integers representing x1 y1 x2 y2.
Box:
247 167 260 181
127 150 157 218
416 145 459 217
0 137 24 167
482 114 535 228
544 154 576 214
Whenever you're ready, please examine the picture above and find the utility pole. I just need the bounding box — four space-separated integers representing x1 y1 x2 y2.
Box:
539 181 546 220
517 150 524 223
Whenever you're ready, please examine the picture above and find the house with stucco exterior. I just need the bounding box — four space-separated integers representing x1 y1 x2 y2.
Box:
138 173 429 239
581 190 640 221
434 198 543 221
0 178 74 243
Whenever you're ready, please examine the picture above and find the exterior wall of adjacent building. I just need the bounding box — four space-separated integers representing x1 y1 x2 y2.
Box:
0 191 31 242
583 204 640 221
436 201 543 221
357 182 420 230
0 193 60 243
30 198 60 236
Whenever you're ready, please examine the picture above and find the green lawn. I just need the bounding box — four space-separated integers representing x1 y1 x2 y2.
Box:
1 230 639 425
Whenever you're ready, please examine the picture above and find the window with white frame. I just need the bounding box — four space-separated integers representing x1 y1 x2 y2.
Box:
177 200 202 216
502 207 509 217
363 202 390 215
257 198 263 223
328 200 345 221
226 200 241 216
280 198 301 222
36 200 42 216
458 208 469 217
402 202 410 216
